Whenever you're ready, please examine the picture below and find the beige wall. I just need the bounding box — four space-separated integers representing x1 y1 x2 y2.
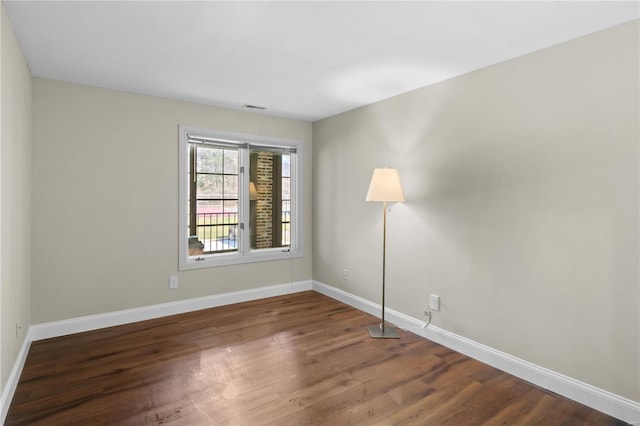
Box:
31 79 312 324
1 5 32 392
313 20 639 401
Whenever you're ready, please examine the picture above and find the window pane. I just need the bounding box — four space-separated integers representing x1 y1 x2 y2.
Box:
249 150 293 251
282 176 290 199
223 175 238 199
282 154 290 177
197 199 222 213
197 175 222 199
223 149 238 174
223 200 238 214
282 221 290 246
197 146 223 173
196 200 220 226
195 219 238 254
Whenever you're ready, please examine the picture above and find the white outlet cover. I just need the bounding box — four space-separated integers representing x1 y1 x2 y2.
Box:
169 276 179 289
430 295 440 311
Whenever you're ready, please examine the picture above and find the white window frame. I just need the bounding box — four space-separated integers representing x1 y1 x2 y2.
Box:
179 125 303 270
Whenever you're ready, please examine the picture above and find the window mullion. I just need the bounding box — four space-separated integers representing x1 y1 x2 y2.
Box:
239 148 251 256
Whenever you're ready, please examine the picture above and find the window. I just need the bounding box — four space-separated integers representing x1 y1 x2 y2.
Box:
179 126 303 270
190 145 239 253
249 149 292 250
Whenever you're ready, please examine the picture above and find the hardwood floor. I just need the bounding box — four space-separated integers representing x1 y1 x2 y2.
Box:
6 291 624 425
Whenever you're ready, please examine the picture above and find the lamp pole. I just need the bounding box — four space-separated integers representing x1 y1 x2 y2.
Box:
381 200 387 334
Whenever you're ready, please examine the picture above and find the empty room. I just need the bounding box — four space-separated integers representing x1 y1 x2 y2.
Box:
1 1 638 424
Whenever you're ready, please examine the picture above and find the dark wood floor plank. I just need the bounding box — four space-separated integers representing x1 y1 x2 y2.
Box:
6 291 624 425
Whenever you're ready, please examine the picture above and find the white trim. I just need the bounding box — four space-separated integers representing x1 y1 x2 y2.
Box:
32 280 312 341
312 280 640 425
1 328 33 424
311 280 424 330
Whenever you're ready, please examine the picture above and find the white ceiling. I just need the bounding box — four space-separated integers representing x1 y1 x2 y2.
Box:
4 1 638 122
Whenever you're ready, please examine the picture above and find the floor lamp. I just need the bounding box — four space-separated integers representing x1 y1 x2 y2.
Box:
366 167 405 339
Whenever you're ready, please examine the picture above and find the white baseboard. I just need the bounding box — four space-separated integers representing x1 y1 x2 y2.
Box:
1 279 312 424
312 280 640 425
4 279 637 425
31 280 312 341
1 328 33 424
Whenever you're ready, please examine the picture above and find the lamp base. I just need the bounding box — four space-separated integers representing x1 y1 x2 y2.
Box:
368 324 400 339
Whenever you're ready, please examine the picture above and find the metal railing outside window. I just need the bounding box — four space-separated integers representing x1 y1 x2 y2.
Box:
196 212 239 253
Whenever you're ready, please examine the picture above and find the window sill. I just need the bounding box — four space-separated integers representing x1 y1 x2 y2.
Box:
179 248 303 271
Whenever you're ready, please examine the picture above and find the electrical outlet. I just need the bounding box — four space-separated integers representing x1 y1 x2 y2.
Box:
342 269 349 281
430 294 440 311
15 321 21 338
169 276 179 290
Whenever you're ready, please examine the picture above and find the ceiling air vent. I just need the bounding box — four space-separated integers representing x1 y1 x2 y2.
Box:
242 104 267 110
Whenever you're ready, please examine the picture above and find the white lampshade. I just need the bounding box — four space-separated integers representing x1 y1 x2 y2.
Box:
366 168 405 202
